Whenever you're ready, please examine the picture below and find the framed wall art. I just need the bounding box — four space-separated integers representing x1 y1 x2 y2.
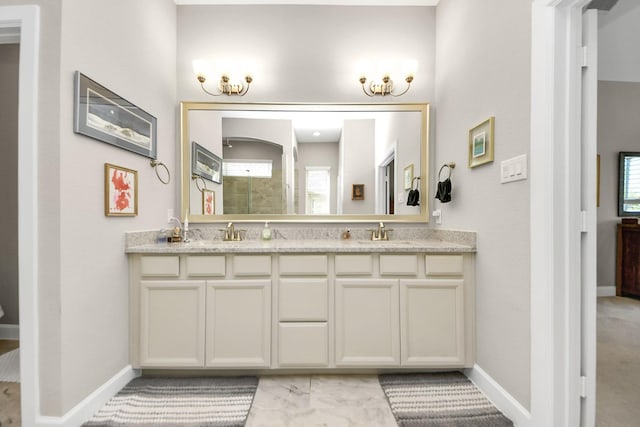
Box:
192 141 222 183
468 116 495 168
403 164 414 190
352 184 365 200
74 71 157 159
202 189 215 215
105 163 138 216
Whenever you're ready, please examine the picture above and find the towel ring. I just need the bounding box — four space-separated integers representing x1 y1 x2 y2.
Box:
150 160 171 184
438 162 456 181
192 174 207 193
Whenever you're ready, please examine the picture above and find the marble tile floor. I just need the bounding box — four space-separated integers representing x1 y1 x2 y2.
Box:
245 374 398 427
0 339 20 426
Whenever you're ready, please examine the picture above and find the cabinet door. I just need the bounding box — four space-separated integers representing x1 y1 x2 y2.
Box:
400 279 465 366
205 280 271 367
618 225 640 299
335 279 399 366
139 281 205 367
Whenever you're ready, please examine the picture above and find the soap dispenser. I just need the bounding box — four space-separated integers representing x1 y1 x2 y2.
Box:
262 221 272 240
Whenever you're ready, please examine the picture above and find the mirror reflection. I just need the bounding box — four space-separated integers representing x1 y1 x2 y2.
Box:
181 103 429 222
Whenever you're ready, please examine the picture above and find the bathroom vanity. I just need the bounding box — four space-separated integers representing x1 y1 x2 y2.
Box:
126 237 476 371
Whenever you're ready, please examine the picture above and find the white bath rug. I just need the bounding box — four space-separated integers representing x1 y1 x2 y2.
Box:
0 349 20 382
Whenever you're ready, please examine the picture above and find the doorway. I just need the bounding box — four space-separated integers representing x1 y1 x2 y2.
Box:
378 149 395 215
0 5 40 426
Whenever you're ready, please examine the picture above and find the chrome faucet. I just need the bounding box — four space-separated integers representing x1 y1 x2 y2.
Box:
368 222 393 241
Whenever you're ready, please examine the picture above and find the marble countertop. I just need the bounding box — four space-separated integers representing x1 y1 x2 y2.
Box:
125 238 475 254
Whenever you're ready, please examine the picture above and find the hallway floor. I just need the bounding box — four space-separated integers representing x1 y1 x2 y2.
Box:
597 296 640 426
245 375 397 426
0 339 20 426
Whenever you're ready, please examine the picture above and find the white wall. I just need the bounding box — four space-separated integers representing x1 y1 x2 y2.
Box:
435 0 531 409
0 43 19 326
342 119 375 214
176 5 435 103
54 0 177 414
597 81 640 288
598 0 640 82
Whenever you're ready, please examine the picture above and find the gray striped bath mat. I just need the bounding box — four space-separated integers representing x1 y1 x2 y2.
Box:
83 376 258 427
379 372 513 427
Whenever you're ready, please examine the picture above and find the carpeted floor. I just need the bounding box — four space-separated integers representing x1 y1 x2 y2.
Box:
83 376 259 427
596 296 640 426
379 372 512 427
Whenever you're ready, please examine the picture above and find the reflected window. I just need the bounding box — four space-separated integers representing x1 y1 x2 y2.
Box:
306 166 331 215
223 159 272 178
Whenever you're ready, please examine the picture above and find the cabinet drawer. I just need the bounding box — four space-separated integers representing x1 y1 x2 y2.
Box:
186 255 225 277
425 255 464 276
233 255 271 276
279 278 328 321
335 254 373 276
279 255 327 276
278 323 328 367
380 255 417 276
140 256 180 277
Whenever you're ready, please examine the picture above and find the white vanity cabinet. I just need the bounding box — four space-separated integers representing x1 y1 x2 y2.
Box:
334 253 474 368
129 248 474 370
140 280 206 367
335 278 400 366
130 254 271 369
277 255 329 367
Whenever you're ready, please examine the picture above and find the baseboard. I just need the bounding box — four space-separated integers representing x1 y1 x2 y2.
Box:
597 286 616 297
0 324 19 340
36 365 140 426
465 364 531 427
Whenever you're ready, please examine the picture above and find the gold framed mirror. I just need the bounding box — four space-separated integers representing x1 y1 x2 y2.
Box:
180 102 429 223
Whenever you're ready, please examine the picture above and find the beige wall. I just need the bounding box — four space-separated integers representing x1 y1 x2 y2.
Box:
0 43 19 326
176 5 436 103
597 81 640 288
48 0 176 415
434 0 532 409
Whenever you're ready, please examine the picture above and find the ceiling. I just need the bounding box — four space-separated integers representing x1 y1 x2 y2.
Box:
175 1 439 5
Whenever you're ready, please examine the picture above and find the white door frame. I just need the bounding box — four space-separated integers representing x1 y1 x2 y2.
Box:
0 5 40 427
531 0 594 426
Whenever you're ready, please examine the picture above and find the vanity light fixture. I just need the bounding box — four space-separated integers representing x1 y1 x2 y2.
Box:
193 59 253 96
358 59 418 97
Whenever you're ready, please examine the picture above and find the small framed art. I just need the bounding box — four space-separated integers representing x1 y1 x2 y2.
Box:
202 189 215 215
468 116 495 168
192 141 222 183
403 164 414 190
352 184 365 200
105 163 138 216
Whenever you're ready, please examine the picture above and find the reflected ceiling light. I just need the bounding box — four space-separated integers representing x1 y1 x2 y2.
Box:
358 59 418 97
313 131 321 137
193 59 253 96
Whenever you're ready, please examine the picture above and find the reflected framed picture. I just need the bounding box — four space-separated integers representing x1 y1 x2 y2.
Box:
202 189 215 215
352 184 365 200
104 163 138 216
468 116 495 168
192 141 221 183
403 164 414 190
74 72 157 159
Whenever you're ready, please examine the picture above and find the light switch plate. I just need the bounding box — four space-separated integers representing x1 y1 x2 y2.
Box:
500 154 527 184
